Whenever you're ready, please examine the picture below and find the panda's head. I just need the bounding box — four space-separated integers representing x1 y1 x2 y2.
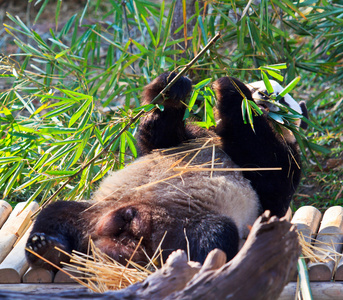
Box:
248 80 308 130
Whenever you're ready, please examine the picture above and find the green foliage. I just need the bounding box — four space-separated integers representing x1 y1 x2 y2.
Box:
0 0 342 207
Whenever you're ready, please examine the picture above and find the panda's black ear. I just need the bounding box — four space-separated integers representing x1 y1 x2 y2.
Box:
299 101 308 130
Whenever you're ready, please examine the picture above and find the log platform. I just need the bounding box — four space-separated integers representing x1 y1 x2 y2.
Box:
0 203 342 299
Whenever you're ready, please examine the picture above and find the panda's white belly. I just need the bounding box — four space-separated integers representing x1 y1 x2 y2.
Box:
93 140 260 239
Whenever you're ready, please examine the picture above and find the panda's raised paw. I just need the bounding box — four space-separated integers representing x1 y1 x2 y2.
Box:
142 72 192 107
26 233 52 255
26 232 70 269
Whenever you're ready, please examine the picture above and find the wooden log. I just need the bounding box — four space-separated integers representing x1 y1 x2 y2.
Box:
290 206 322 282
0 225 32 283
335 256 343 281
0 283 85 297
0 200 12 229
54 268 82 283
307 206 343 281
279 282 343 300
0 201 39 263
2 202 28 227
291 206 322 243
22 267 54 283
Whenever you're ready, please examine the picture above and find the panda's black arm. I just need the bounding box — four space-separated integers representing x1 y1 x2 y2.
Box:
26 201 91 270
213 77 301 217
136 72 193 155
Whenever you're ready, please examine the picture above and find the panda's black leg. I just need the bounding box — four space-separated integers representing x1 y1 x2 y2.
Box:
26 201 90 270
137 72 193 155
212 77 301 217
186 214 239 263
161 213 239 264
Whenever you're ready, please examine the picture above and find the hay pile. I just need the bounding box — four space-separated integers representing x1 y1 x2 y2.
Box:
59 240 152 292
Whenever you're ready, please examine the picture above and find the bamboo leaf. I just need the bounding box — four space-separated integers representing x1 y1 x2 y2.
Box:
261 71 274 94
94 127 104 147
0 163 21 187
198 16 207 44
125 131 137 158
3 161 24 197
69 97 93 127
265 69 284 81
0 157 22 164
38 126 77 134
55 0 62 30
26 181 49 202
268 112 285 124
79 0 89 26
194 78 211 89
140 14 156 47
34 0 49 24
14 174 42 192
163 0 176 48
155 0 164 46
277 76 301 99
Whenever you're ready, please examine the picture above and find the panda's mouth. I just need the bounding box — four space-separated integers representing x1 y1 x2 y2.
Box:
256 101 270 112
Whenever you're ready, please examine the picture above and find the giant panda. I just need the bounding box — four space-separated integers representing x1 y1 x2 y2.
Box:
26 73 307 270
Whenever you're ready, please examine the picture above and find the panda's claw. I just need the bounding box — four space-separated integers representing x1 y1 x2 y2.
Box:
26 232 52 256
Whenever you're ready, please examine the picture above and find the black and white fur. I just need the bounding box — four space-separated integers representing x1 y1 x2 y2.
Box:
248 79 308 130
26 73 306 269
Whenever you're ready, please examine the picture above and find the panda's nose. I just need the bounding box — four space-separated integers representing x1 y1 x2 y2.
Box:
258 91 271 100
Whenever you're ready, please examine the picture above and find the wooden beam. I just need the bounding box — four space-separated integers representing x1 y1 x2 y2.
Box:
0 200 12 229
0 201 38 263
22 267 54 283
307 206 343 281
279 282 343 300
0 225 32 283
291 206 322 243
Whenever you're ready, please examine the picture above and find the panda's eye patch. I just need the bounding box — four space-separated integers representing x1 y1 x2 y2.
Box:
258 91 270 99
278 97 289 107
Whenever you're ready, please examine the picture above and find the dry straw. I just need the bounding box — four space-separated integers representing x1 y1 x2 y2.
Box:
26 238 152 293
59 239 152 293
298 231 343 263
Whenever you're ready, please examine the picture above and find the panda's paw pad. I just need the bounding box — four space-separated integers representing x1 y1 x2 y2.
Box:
26 233 54 256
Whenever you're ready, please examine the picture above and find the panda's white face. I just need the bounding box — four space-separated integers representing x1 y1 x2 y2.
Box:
248 80 302 114
248 80 308 133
